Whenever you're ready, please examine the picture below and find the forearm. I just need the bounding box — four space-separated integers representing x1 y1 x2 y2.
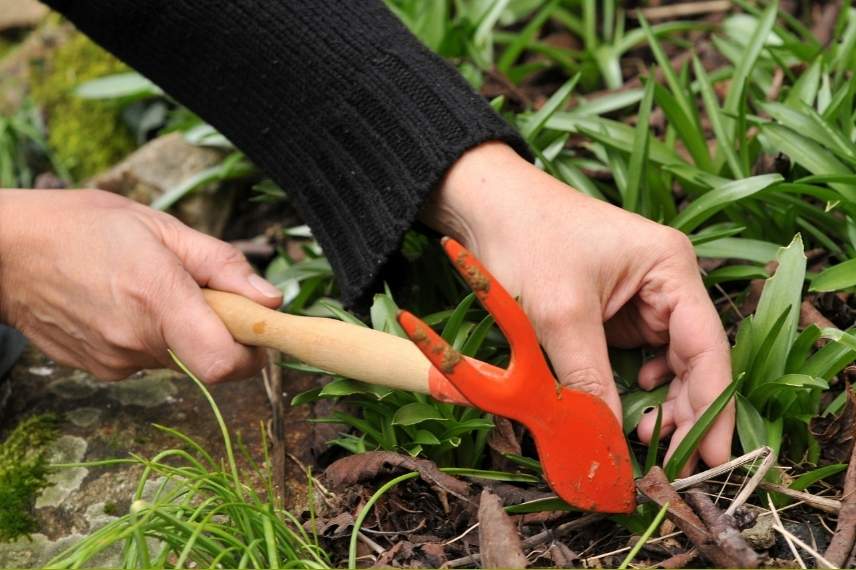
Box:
42 0 529 306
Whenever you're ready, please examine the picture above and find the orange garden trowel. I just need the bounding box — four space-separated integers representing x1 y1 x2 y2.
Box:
204 239 636 513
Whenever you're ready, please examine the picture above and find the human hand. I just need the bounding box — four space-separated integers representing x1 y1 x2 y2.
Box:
0 189 282 382
423 142 734 474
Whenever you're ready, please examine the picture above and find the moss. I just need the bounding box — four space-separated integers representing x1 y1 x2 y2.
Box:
29 31 134 181
0 414 60 542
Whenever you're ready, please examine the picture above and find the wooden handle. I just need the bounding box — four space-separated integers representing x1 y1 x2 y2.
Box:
203 289 433 394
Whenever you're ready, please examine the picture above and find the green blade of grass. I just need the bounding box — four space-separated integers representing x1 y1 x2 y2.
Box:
664 374 742 480
618 502 669 569
721 1 779 140
692 55 744 178
624 77 655 212
643 405 663 475
521 73 579 140
497 0 558 73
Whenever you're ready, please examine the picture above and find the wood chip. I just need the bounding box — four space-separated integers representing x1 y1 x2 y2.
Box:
478 489 527 569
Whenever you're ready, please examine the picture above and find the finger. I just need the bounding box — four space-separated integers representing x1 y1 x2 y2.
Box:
542 310 623 425
638 354 671 390
166 223 282 309
637 399 675 444
160 271 266 383
663 422 699 477
668 291 734 467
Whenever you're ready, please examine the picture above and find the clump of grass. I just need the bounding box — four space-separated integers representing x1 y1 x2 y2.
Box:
0 413 59 542
45 355 329 569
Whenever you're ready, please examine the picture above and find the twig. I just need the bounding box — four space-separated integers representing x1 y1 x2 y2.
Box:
725 446 776 516
358 531 385 555
768 494 806 569
685 489 759 568
757 481 842 514
659 548 699 568
671 447 771 493
584 531 682 563
632 1 732 20
773 524 835 569
823 432 856 567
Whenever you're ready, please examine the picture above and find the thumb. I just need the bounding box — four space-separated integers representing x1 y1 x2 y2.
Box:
541 309 622 425
166 224 282 309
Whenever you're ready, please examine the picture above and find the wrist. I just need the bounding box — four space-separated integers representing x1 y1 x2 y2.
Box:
420 141 534 254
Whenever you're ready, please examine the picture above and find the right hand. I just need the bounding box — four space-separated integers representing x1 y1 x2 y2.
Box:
0 189 283 382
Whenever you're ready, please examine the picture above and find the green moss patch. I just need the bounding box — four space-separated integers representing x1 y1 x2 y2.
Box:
0 414 59 542
29 31 134 181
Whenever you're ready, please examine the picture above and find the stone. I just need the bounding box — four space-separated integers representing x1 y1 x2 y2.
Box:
0 0 48 31
35 436 88 508
88 132 236 237
741 506 775 550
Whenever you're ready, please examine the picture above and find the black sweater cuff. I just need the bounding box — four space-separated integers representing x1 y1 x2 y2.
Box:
42 0 530 306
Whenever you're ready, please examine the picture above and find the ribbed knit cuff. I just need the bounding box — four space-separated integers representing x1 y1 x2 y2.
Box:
43 0 531 307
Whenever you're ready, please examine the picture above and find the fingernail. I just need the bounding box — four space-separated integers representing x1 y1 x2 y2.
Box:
248 274 282 298
642 406 656 415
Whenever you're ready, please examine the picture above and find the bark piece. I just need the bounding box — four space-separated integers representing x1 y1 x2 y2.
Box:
824 413 856 567
478 489 527 569
685 489 760 568
323 451 470 502
659 548 699 568
637 467 740 568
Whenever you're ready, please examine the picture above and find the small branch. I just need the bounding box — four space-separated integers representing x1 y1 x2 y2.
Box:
726 446 777 516
638 467 740 568
632 1 732 20
757 481 841 514
685 489 760 568
659 548 699 568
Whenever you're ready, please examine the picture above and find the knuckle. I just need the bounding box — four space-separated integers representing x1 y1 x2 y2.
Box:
202 358 237 384
559 366 606 398
662 229 695 258
535 298 591 334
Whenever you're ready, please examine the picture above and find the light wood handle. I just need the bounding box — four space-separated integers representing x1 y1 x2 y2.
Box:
203 289 432 394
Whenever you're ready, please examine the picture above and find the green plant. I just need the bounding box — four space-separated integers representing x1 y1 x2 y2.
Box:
46 357 329 569
0 99 67 187
0 414 59 542
292 290 497 468
29 30 135 181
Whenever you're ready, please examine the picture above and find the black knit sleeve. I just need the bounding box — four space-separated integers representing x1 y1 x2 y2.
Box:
40 0 530 306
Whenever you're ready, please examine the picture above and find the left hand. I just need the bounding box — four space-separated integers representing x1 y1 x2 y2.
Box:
421 142 734 475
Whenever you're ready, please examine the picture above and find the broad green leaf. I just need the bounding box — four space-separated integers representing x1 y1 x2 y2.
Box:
621 385 668 434
758 124 856 203
320 302 367 327
736 394 767 454
695 238 781 264
689 225 746 246
409 429 441 446
820 327 856 353
553 158 606 200
320 378 375 398
290 388 323 406
643 405 663 475
370 293 406 337
152 154 255 211
392 402 448 426
786 325 822 373
75 72 162 100
790 464 847 491
749 235 806 382
800 328 856 379
810 259 856 292
747 374 828 407
664 375 742 480
785 57 821 108
671 174 783 233
758 101 856 164
568 89 644 117
545 115 686 166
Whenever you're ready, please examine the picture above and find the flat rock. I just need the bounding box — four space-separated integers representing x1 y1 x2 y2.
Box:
89 132 235 237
